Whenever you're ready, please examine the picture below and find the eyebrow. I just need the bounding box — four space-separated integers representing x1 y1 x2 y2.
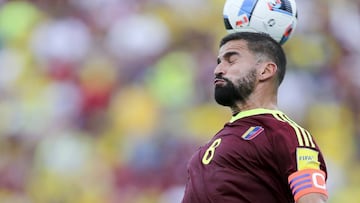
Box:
217 51 239 64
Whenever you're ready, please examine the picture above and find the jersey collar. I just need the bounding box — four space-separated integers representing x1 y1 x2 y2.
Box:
230 108 283 123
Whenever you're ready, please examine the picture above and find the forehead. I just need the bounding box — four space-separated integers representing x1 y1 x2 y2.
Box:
218 39 251 56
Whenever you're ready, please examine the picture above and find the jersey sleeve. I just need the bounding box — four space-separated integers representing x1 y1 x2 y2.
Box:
271 119 328 202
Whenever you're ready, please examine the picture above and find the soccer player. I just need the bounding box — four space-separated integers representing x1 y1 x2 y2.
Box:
181 32 328 203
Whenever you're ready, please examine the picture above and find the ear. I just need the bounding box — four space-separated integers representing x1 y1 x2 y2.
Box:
258 62 277 82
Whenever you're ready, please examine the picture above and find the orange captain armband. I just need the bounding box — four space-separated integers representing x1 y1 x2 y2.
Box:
288 169 328 202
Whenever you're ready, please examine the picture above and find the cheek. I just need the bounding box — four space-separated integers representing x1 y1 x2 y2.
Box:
226 66 247 80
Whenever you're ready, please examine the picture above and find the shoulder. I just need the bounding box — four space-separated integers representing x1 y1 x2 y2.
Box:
228 109 316 147
269 112 316 148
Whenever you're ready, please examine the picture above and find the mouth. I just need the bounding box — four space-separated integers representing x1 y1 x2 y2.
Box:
214 78 226 86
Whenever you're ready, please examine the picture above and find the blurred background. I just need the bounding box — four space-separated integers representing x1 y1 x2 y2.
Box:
0 0 359 202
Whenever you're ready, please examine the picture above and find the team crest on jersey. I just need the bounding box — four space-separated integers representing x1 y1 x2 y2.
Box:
241 126 264 140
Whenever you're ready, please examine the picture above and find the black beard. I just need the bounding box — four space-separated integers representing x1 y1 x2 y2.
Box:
214 70 256 107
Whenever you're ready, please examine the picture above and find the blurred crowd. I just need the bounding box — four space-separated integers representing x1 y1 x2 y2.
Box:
0 0 359 202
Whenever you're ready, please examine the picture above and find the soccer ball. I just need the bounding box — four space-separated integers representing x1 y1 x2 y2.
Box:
223 0 298 44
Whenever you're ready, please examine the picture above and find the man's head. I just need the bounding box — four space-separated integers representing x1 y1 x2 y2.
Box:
214 32 286 107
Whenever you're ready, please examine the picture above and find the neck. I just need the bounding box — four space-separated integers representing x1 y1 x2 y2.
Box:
230 87 278 115
231 101 278 114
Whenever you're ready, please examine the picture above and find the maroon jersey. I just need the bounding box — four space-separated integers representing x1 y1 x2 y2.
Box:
182 108 327 203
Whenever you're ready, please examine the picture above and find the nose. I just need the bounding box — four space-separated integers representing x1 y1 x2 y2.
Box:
214 62 226 76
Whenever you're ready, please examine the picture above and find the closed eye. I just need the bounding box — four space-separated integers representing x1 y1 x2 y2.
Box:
218 51 239 65
228 58 236 64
